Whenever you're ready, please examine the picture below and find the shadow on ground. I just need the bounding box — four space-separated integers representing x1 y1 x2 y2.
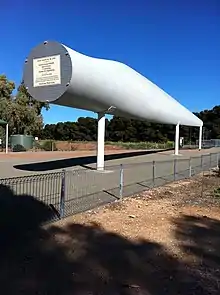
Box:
13 149 172 172
0 184 219 294
174 214 220 293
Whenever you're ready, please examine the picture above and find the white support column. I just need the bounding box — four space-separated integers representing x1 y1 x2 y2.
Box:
199 124 203 151
97 112 105 170
5 123 8 154
174 122 180 156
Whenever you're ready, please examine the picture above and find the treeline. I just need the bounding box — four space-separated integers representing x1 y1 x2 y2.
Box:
41 106 220 143
1 74 219 144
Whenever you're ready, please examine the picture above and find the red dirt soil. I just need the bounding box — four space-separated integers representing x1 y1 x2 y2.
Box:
54 142 125 151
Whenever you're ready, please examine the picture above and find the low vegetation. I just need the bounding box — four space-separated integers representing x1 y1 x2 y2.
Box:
106 141 174 149
34 139 174 151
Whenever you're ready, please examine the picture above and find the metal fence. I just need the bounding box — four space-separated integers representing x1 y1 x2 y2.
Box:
0 152 219 222
196 139 220 148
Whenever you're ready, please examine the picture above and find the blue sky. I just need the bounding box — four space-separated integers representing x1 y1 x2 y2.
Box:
1 0 219 124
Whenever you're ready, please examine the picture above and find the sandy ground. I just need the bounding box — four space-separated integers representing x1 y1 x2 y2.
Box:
1 172 220 294
56 172 220 249
42 172 220 294
60 181 220 253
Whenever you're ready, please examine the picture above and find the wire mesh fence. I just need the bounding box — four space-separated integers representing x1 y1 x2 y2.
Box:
187 168 220 203
0 172 63 221
0 152 219 222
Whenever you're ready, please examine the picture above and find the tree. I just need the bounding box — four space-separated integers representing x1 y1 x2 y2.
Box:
0 74 15 99
16 82 49 115
1 74 220 144
0 75 48 137
40 105 220 143
0 75 16 139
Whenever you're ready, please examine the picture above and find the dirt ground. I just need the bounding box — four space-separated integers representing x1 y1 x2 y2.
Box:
54 141 126 151
58 176 220 250
49 172 220 294
1 172 220 294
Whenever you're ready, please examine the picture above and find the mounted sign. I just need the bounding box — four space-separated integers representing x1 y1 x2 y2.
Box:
180 137 184 147
33 55 61 87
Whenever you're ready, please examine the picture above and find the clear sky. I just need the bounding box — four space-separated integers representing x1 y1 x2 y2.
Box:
1 0 219 124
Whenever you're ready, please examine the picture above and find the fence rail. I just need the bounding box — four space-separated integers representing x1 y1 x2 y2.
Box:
0 152 219 221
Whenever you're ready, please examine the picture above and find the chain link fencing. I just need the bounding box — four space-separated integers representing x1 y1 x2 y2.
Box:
0 152 219 222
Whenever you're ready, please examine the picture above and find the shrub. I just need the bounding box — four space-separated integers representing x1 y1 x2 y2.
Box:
214 187 220 198
36 140 57 151
106 141 174 150
12 144 26 152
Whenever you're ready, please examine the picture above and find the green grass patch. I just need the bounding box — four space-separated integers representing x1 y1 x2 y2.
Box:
105 141 174 150
36 140 174 151
213 187 220 198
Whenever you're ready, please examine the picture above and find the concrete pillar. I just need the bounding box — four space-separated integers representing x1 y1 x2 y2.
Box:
175 122 180 156
97 112 105 170
199 124 203 150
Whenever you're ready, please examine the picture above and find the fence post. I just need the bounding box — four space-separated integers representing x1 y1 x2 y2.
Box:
152 160 155 187
119 164 124 200
60 169 66 219
201 155 203 172
217 153 219 169
201 169 204 198
174 159 177 181
189 157 192 177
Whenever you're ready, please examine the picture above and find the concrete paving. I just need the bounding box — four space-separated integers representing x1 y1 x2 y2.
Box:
0 149 159 178
0 147 219 178
0 147 219 218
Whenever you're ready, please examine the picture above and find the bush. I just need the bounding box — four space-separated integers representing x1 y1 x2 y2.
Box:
41 140 53 151
214 187 220 198
12 144 26 152
35 140 57 151
106 141 174 150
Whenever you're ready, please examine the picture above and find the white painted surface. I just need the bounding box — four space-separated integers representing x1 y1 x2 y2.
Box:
199 125 203 150
33 55 61 87
175 123 180 155
97 112 105 170
5 123 8 154
25 41 204 171
59 44 202 127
